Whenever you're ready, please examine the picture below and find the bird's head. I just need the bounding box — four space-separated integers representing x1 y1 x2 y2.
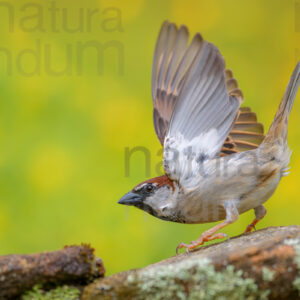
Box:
118 175 177 221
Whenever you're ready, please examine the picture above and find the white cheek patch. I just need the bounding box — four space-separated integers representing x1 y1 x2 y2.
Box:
145 186 171 209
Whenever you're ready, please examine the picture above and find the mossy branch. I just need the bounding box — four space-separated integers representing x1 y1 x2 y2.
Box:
82 226 300 300
0 245 105 299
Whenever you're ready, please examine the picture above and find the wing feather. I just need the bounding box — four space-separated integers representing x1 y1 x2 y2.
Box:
221 106 265 155
163 40 241 180
152 21 194 144
152 21 204 144
151 21 263 182
221 69 265 155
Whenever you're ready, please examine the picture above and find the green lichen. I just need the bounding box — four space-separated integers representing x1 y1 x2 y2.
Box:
262 267 275 282
285 238 300 296
21 284 80 300
126 257 269 300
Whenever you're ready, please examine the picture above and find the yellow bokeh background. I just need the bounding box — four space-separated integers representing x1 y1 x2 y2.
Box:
0 0 299 275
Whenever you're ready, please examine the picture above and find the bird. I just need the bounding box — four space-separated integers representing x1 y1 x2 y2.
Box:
118 20 300 253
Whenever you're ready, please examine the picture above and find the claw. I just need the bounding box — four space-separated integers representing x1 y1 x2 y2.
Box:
223 233 230 241
244 222 257 234
176 241 198 254
176 243 190 255
176 220 233 254
176 232 229 254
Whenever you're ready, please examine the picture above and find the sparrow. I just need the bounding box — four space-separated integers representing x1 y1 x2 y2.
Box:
118 20 300 253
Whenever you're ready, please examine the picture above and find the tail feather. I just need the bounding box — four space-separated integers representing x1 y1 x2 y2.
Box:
264 62 300 144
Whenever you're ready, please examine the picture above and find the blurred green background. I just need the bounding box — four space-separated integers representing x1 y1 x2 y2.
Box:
0 0 299 275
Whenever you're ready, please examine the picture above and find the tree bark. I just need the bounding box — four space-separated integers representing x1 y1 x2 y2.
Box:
0 244 105 299
82 226 300 300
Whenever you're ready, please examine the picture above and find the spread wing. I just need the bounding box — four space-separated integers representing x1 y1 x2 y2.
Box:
155 23 242 181
152 21 263 183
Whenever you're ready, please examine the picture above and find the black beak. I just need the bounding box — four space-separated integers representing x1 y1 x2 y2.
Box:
118 192 143 206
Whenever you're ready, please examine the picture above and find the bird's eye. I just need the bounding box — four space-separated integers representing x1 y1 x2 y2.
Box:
145 184 153 192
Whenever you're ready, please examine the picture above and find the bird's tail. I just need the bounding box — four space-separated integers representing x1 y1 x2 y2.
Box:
263 62 300 145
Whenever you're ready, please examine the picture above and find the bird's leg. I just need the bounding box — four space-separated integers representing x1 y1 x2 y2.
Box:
244 205 267 233
176 201 239 254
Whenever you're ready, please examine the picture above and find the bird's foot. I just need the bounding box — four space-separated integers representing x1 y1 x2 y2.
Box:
176 232 229 254
243 219 258 234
